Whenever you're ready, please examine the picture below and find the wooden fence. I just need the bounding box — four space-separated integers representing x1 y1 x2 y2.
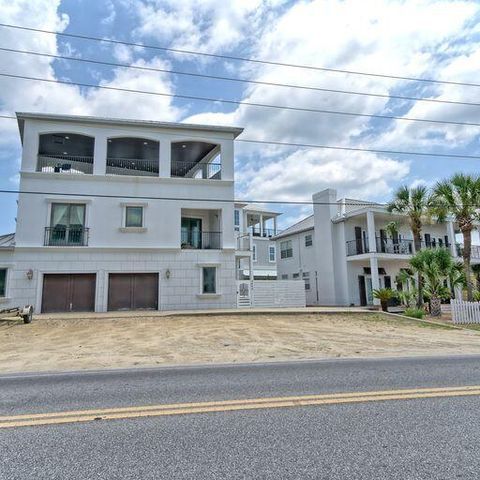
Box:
451 299 480 324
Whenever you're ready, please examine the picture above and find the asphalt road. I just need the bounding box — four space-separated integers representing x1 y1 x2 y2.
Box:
2 355 480 479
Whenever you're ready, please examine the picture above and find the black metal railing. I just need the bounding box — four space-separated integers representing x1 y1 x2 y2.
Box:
250 227 278 238
106 157 159 176
44 227 89 246
376 237 414 255
456 243 480 259
346 237 369 256
181 230 222 249
420 240 450 250
37 154 94 174
171 160 221 180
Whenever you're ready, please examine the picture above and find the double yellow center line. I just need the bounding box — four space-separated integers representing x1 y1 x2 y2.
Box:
2 385 480 429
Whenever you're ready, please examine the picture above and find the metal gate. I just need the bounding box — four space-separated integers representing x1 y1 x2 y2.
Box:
237 280 251 308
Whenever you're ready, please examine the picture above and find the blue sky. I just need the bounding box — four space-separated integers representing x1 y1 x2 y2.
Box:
1 0 480 233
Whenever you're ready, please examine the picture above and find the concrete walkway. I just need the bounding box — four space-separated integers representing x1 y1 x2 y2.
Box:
33 306 375 321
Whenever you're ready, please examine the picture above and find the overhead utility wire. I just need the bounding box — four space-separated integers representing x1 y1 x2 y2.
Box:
1 47 478 108
1 72 479 128
0 114 478 160
2 189 480 209
1 22 479 88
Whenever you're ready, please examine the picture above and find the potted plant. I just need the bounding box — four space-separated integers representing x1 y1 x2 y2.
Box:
372 288 397 312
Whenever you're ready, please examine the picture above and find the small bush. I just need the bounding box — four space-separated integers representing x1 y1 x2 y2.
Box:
404 307 425 319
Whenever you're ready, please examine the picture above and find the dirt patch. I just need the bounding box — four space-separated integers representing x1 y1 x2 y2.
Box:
1 312 480 373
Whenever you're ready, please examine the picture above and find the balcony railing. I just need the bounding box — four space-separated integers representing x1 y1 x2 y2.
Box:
456 244 480 259
346 237 414 256
106 157 159 176
37 154 94 174
181 230 222 250
236 233 252 251
44 227 89 246
250 227 278 238
171 160 221 180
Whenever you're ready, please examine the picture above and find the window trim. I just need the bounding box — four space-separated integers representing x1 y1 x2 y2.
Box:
280 240 293 259
269 244 276 262
120 202 148 232
305 234 313 247
197 263 221 298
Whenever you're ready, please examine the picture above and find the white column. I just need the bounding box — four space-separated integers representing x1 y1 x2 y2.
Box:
159 138 171 178
259 214 264 237
220 140 234 181
273 216 277 235
369 256 380 305
447 221 457 257
93 134 107 175
366 210 377 253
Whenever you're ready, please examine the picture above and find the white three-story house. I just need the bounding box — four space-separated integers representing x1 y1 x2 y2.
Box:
0 112 244 313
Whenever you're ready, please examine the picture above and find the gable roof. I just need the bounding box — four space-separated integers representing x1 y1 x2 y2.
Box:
273 215 314 240
0 233 15 249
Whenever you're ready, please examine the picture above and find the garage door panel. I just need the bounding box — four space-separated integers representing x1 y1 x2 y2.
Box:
42 274 96 313
108 273 158 311
133 274 158 310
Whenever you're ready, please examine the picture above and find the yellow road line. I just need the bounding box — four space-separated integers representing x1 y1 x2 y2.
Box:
1 385 479 429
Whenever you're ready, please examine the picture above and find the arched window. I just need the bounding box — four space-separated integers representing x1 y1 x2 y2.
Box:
171 141 221 179
106 137 159 176
37 133 94 174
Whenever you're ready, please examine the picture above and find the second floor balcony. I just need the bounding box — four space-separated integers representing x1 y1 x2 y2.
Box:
180 230 222 250
347 237 414 256
44 226 89 247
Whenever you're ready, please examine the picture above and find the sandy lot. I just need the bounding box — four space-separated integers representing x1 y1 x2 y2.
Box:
1 312 480 373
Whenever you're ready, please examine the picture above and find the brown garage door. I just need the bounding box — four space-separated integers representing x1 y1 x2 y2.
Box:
42 274 96 313
108 273 158 311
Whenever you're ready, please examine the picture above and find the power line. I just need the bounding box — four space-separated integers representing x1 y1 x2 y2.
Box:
0 114 479 160
1 47 479 108
1 22 479 88
1 72 480 128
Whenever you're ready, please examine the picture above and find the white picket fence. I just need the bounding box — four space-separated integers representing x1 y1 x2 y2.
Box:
451 299 480 324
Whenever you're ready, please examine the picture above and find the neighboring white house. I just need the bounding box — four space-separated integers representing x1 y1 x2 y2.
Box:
0 112 244 313
275 188 479 307
234 203 281 280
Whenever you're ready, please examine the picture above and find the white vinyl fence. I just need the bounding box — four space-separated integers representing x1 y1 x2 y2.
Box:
252 280 306 308
451 299 480 324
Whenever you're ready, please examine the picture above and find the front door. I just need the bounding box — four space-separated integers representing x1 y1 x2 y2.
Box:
181 218 202 249
366 277 373 305
358 275 367 306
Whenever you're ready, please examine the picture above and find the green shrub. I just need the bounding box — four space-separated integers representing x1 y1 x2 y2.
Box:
404 307 425 319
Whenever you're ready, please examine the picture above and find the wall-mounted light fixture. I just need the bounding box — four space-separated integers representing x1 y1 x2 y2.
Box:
165 269 171 279
26 269 33 280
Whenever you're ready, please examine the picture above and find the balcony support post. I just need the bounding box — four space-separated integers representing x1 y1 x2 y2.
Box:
369 256 381 306
260 214 264 238
447 221 457 257
93 134 107 175
366 211 377 253
159 137 171 178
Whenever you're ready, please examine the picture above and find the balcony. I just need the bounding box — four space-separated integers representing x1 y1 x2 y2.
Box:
456 244 480 259
346 237 413 256
250 227 278 238
106 157 159 176
171 159 221 179
236 233 252 252
44 227 89 246
181 230 222 250
37 154 94 174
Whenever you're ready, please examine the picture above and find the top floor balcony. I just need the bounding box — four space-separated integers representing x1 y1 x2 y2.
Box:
35 134 225 180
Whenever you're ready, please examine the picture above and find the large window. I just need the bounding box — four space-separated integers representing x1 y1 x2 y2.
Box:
0 269 6 297
202 267 217 294
125 206 143 228
280 240 293 259
48 203 86 246
234 209 240 231
269 245 276 262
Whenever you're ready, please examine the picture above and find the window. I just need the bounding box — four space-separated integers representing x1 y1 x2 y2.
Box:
269 245 276 262
125 206 143 228
293 273 299 279
252 244 257 262
202 267 216 294
234 209 240 231
281 274 288 280
305 234 313 247
0 269 6 297
280 240 293 259
49 203 86 246
303 272 311 290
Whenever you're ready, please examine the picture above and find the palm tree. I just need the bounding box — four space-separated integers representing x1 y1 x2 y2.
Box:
387 185 432 307
432 174 480 301
409 248 458 317
372 288 396 312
